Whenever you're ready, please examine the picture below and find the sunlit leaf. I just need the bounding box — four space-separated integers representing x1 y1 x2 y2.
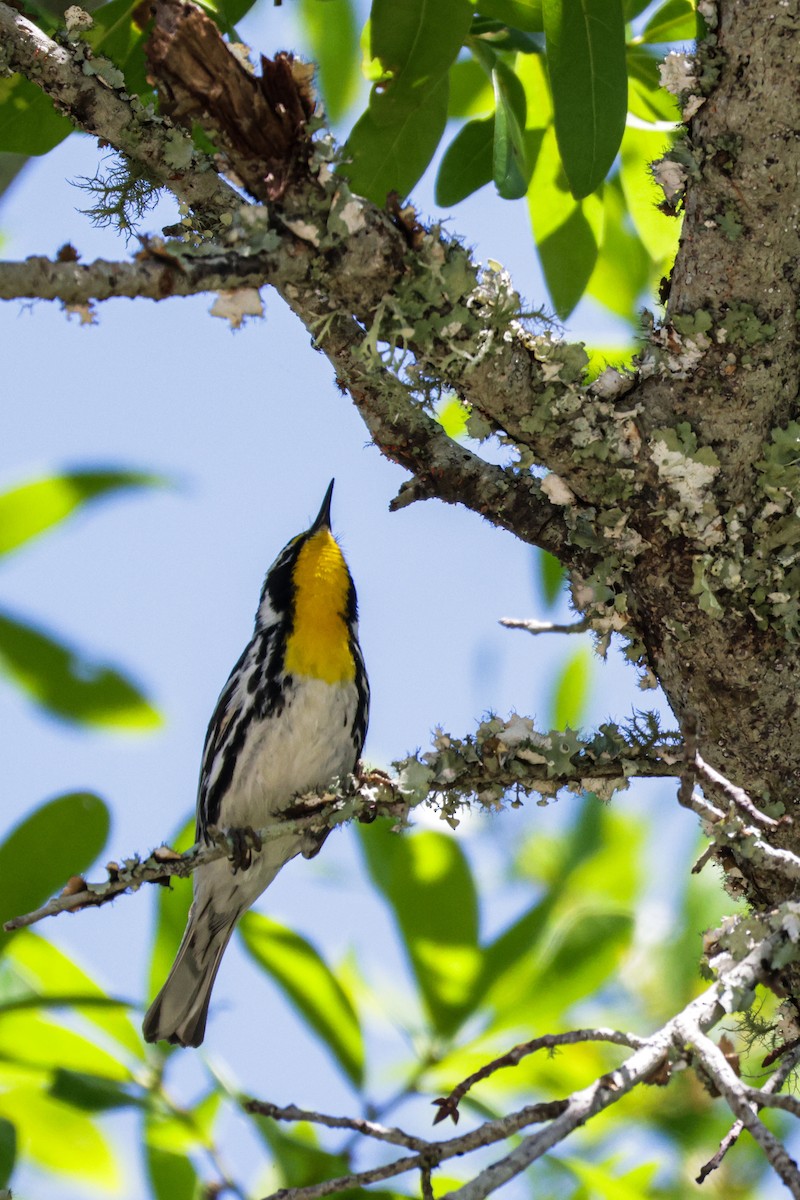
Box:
0 609 161 729
0 1010 130 1078
516 49 552 129
626 45 681 122
543 0 626 198
550 645 593 728
298 0 360 122
7 931 143 1057
359 822 482 1035
146 1094 222 1154
0 1088 119 1185
0 1118 15 1189
239 912 364 1087
448 59 494 118
640 0 697 43
474 0 544 31
586 176 651 321
0 792 109 942
619 123 681 262
0 77 74 155
0 467 166 559
436 117 494 206
435 397 471 440
560 1154 661 1198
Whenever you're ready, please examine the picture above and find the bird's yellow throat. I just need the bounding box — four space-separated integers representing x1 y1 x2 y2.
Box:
284 530 355 684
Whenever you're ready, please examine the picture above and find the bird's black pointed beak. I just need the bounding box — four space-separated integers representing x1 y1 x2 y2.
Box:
310 479 335 533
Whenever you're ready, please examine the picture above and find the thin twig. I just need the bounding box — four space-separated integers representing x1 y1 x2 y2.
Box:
245 1101 432 1152
432 1028 647 1123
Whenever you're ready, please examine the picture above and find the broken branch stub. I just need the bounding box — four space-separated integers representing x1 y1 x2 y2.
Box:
145 0 315 200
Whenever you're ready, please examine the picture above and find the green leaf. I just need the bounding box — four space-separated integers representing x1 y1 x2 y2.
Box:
537 548 565 608
49 1069 139 1112
342 0 473 202
550 645 593 728
435 397 471 439
0 1088 119 1185
0 467 165 559
492 61 529 198
543 0 627 198
239 913 364 1087
196 0 260 33
435 118 494 206
146 1143 200 1200
252 1118 350 1190
298 0 359 122
0 792 109 941
7 930 143 1058
474 0 544 32
0 1010 130 1078
0 76 75 155
0 1118 15 1189
0 609 161 729
358 822 482 1036
586 175 651 321
619 123 681 261
640 0 697 43
560 1155 661 1199
527 124 605 316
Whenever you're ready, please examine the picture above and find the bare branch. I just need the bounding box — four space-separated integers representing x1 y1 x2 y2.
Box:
678 786 800 882
499 617 589 635
695 753 786 830
244 1101 431 1152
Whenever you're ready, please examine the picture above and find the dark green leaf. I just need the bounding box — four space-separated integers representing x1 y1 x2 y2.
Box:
0 1118 15 1189
49 1070 139 1112
0 76 75 156
253 1118 350 1189
492 60 529 199
0 792 109 941
342 0 472 202
298 0 359 122
640 0 697 43
358 821 481 1036
343 75 449 202
533 910 634 1021
543 0 627 198
0 609 161 729
196 0 260 33
474 0 544 32
624 0 652 18
435 118 494 206
239 913 364 1087
0 467 166 559
537 548 565 608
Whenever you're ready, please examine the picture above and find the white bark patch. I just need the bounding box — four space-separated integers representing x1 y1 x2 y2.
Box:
337 199 367 235
541 473 576 506
652 158 687 205
659 51 697 95
209 288 264 329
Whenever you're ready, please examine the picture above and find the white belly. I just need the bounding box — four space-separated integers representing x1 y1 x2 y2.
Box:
220 677 358 829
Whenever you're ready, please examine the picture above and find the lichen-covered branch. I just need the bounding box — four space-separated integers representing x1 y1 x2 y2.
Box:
2 716 683 932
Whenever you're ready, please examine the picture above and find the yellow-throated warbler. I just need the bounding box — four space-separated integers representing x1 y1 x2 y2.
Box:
143 480 368 1047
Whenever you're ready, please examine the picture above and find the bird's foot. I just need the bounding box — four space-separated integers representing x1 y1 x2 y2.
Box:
225 826 263 873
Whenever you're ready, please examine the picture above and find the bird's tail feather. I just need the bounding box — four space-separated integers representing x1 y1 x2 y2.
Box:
143 904 240 1047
